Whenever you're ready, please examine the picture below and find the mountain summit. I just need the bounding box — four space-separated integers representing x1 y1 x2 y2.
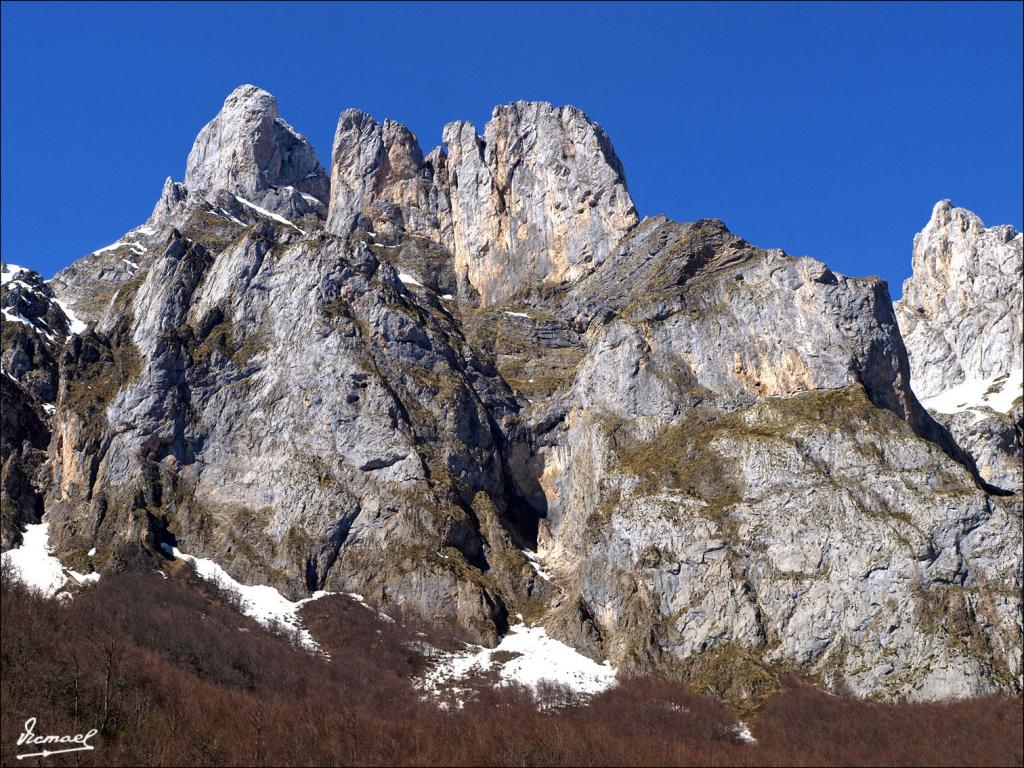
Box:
2 86 1021 704
185 84 330 207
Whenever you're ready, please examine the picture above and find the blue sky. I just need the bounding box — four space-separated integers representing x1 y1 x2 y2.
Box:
2 1 1021 296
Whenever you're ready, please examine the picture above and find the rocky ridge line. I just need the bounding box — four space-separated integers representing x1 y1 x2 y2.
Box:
1 85 1019 704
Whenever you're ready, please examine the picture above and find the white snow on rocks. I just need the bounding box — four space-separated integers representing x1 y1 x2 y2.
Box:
91 240 126 255
1 520 100 597
1 522 67 597
398 272 425 288
68 569 101 586
2 309 56 342
1 263 86 338
522 549 552 581
2 308 34 329
417 623 616 707
170 547 330 652
503 311 532 319
1 262 28 286
215 206 246 226
53 298 87 335
918 366 1023 416
732 721 757 744
235 195 305 234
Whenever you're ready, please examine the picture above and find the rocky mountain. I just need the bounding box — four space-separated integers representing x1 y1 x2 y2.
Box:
2 85 1020 704
895 200 1023 492
1 262 84 547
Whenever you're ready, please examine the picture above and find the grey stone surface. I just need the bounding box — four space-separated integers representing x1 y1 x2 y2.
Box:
185 84 329 209
12 87 1019 702
895 200 1023 492
1 262 77 548
443 102 638 305
896 200 1022 400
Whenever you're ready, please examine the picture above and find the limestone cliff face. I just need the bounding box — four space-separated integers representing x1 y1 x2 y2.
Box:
1 263 79 548
185 84 330 210
501 218 1020 701
443 102 638 304
895 201 1023 492
324 101 638 305
896 200 1022 398
6 86 1017 702
51 85 331 328
325 109 452 244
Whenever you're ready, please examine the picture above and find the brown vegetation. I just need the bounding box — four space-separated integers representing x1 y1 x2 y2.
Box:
1 567 1020 767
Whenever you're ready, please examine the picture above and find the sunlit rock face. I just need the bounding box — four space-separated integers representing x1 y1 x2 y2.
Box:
895 200 1023 492
442 102 638 305
185 84 330 209
326 100 638 306
4 86 1019 703
896 200 1022 400
326 109 453 244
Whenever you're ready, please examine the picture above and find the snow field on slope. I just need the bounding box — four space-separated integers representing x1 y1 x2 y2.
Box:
416 623 617 707
918 366 1023 416
170 547 329 652
1 520 101 597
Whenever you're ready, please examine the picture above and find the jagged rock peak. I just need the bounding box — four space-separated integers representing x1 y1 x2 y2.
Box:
323 99 638 304
326 109 450 240
896 199 1022 399
184 84 330 204
442 100 639 305
894 200 1023 491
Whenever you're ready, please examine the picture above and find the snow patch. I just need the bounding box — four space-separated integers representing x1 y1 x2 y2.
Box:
2 308 32 329
1 263 28 286
503 311 532 319
171 548 331 653
2 309 56 342
216 207 246 226
1 520 100 597
441 294 454 301
417 623 616 707
6 278 44 296
918 367 1023 415
1 522 67 597
53 298 87 335
522 549 552 581
733 721 756 744
398 272 425 288
42 403 56 415
91 240 125 255
68 570 101 586
235 195 305 234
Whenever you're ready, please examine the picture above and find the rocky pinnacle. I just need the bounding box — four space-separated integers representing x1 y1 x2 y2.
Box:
2 86 1020 704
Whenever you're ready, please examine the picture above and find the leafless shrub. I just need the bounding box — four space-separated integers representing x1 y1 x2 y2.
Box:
2 569 1021 767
